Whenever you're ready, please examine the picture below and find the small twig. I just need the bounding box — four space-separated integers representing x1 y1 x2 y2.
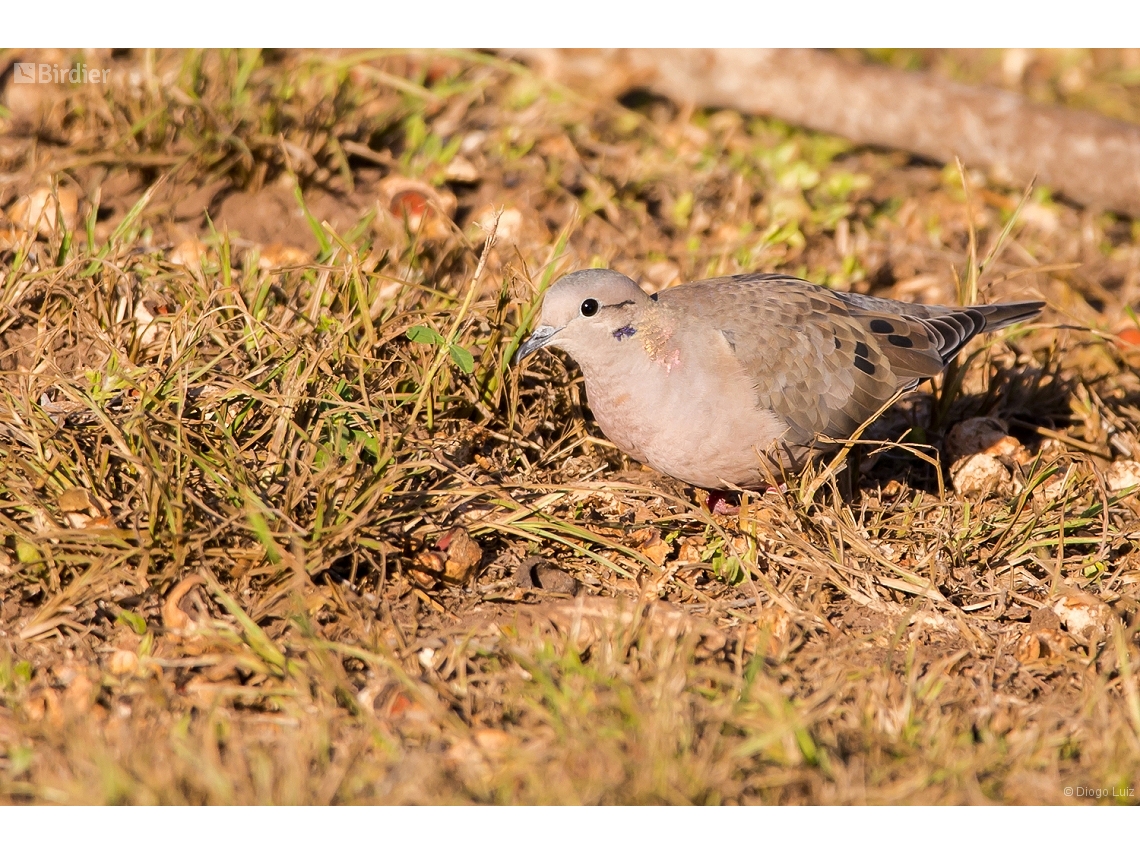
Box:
1008 417 1112 460
340 139 397 167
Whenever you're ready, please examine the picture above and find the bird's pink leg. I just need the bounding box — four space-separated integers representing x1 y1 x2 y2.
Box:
705 485 784 515
705 490 739 515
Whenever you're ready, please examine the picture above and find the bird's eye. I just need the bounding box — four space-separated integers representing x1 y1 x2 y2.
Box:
580 298 599 317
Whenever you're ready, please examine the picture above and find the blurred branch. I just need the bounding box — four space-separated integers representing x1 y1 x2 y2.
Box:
510 48 1140 219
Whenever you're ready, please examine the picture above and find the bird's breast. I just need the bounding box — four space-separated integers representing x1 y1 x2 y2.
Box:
580 337 790 488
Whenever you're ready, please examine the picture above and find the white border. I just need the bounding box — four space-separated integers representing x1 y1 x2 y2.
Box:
2 1 1139 49
0 805 1134 850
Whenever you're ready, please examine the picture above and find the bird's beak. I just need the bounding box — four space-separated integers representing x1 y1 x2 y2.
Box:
513 324 561 365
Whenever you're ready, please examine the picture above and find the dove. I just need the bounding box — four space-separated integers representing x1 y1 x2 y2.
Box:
514 269 1043 490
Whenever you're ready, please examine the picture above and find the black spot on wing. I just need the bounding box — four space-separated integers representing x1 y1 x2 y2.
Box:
869 319 894 333
854 341 869 359
887 334 914 348
854 355 876 375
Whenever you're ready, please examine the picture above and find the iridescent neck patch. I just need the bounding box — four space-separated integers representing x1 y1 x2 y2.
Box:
612 325 637 341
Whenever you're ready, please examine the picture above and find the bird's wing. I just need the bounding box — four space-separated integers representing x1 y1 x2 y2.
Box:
662 274 970 445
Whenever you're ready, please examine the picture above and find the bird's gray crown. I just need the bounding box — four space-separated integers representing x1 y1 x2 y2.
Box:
536 269 646 329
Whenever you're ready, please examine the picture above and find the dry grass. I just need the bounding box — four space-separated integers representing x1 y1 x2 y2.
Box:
1 48 1139 804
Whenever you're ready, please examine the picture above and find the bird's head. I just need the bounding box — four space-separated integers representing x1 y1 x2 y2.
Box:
514 269 649 365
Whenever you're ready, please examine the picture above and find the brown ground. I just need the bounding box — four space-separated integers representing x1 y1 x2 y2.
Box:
0 48 1139 804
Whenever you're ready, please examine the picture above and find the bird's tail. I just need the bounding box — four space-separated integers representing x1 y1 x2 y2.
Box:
917 300 1044 365
972 300 1046 332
